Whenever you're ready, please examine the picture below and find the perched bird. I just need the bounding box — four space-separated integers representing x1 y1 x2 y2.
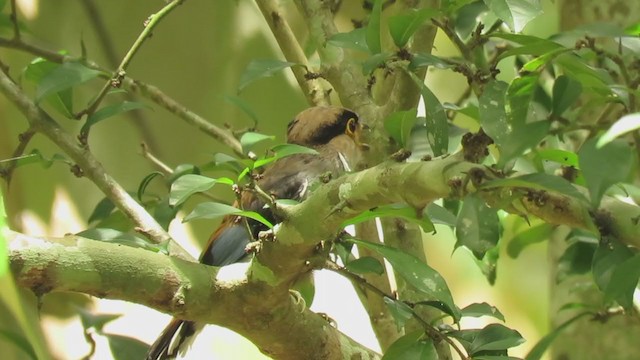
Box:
146 106 365 359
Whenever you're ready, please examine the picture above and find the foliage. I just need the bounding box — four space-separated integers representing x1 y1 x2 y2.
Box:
1 1 639 359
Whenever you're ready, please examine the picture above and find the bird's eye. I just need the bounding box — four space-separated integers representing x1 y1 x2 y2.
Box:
346 118 358 136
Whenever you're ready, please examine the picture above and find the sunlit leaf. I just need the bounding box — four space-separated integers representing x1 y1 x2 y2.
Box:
36 61 103 103
382 331 437 360
169 174 233 207
597 113 640 148
388 8 439 48
366 0 383 54
455 195 500 259
240 132 275 154
183 202 273 228
484 0 542 32
348 238 460 320
461 302 505 322
238 59 298 93
253 144 319 169
578 138 633 207
83 101 150 133
469 323 525 353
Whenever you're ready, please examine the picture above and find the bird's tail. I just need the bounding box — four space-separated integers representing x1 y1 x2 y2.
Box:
146 319 200 360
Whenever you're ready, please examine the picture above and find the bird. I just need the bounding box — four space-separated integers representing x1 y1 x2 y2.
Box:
146 106 366 359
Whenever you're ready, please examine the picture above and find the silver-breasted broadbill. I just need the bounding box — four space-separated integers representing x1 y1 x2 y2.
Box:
146 106 366 359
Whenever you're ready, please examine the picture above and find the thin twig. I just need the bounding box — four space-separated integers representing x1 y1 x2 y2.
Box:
79 0 184 120
140 143 173 175
0 128 35 184
0 69 192 260
80 0 161 152
9 0 20 40
326 261 469 359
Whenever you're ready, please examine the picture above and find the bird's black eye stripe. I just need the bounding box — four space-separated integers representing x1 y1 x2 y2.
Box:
310 109 359 145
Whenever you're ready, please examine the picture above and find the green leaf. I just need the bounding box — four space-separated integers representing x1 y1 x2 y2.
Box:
346 256 385 275
556 53 612 93
492 33 565 60
479 80 509 144
597 113 640 148
23 58 75 117
578 138 633 207
383 297 414 331
470 323 525 354
479 173 589 203
483 0 543 32
36 61 103 103
0 329 37 360
405 70 449 156
169 174 233 207
507 223 554 258
106 333 150 360
87 198 116 225
137 171 164 202
604 253 640 309
388 8 439 48
240 132 275 154
409 52 455 70
0 149 69 169
366 0 383 54
556 241 596 282
183 202 273 228
455 195 500 259
348 238 460 321
525 312 591 360
425 203 457 226
167 163 201 184
382 331 437 360
552 75 582 116
461 302 505 322
83 101 150 133
253 144 319 169
224 95 260 127
343 203 435 233
327 28 369 52
77 228 160 252
384 109 418 147
592 241 633 294
362 52 393 75
238 59 298 93
77 308 122 332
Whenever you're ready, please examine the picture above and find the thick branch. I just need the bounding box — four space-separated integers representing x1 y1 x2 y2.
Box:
8 232 379 360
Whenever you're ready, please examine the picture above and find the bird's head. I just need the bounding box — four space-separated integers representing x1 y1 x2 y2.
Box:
286 106 367 150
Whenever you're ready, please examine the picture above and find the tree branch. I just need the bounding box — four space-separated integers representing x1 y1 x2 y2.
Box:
7 232 380 360
255 0 330 106
0 69 191 260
